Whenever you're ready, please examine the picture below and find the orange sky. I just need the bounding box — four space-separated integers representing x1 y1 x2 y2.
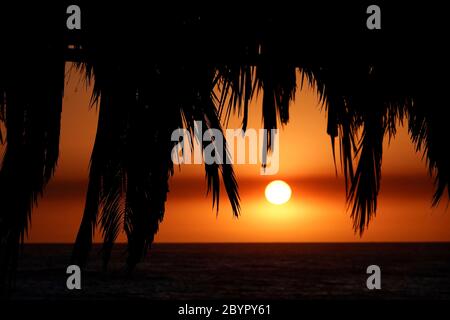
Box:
19 64 450 243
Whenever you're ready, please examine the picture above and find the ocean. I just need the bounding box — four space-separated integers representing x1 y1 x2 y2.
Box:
13 243 450 300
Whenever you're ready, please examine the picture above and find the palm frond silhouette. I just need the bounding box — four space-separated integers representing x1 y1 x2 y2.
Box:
0 2 448 295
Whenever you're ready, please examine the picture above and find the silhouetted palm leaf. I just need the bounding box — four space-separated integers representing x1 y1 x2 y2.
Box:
0 34 65 294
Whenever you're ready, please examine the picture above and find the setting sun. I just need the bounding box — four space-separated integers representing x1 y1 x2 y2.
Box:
265 180 292 205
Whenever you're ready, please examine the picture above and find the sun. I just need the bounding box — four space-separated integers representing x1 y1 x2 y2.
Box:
265 180 292 205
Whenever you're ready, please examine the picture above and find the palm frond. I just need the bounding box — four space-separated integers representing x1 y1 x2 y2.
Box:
0 46 65 294
348 110 384 235
409 98 449 206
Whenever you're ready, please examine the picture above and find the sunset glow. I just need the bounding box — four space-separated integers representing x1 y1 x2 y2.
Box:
17 65 450 243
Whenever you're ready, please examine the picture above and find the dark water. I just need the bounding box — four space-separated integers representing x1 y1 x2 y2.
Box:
13 243 450 300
